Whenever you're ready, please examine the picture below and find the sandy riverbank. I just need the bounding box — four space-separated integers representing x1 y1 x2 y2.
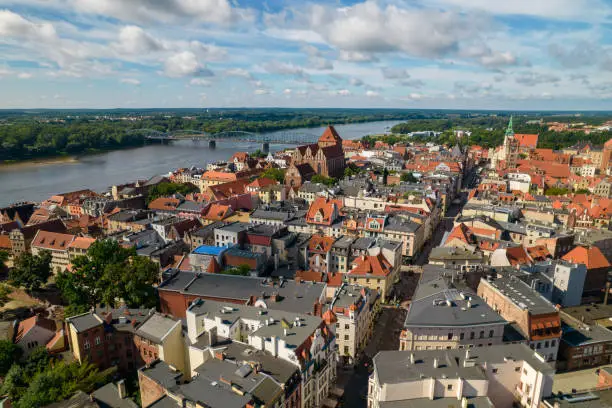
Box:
0 156 79 169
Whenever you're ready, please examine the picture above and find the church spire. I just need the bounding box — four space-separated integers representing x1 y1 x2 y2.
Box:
505 116 514 136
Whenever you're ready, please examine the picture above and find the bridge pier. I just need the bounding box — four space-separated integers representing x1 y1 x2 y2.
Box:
208 140 216 149
261 142 270 154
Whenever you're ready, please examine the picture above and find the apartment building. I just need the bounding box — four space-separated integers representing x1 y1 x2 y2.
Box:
185 298 337 408
30 230 76 273
134 313 186 375
329 283 377 364
400 274 506 351
368 344 554 408
478 275 561 362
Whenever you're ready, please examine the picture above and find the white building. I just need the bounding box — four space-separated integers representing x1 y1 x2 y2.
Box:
368 344 555 408
186 298 337 408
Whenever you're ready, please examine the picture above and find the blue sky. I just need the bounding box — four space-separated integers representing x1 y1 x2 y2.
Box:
0 0 611 109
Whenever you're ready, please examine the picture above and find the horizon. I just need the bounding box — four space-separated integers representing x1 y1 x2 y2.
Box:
1 1 611 110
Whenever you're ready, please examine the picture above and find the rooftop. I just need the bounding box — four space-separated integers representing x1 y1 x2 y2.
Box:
483 275 557 315
159 272 325 315
373 343 554 386
135 313 180 344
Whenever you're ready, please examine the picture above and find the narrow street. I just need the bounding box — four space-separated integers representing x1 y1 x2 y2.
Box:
338 167 477 407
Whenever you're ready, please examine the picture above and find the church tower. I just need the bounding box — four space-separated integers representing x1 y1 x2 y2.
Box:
318 125 343 149
503 116 519 169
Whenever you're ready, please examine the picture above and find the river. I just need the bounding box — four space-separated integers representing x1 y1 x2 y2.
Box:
0 120 402 206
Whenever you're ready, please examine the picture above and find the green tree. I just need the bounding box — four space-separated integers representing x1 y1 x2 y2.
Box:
0 283 12 308
0 340 22 376
544 187 570 196
57 240 159 310
0 250 9 274
311 174 337 187
259 168 285 182
344 162 363 178
223 264 251 276
400 172 418 183
146 182 198 204
575 188 590 194
9 251 52 292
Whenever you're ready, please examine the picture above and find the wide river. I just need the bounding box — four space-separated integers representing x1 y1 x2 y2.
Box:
0 120 401 206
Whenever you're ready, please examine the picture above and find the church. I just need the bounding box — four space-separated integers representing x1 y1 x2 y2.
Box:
285 125 346 187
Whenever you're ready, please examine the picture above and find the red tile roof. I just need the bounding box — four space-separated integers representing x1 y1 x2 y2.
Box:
526 245 551 261
68 237 96 250
515 134 539 149
318 125 342 145
306 197 340 226
308 235 335 253
15 316 57 343
295 270 325 283
0 234 11 250
349 253 393 277
31 230 76 251
247 177 277 189
148 197 181 211
562 246 611 270
203 204 233 221
506 246 532 266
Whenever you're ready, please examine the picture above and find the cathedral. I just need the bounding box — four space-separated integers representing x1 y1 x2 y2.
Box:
285 125 346 187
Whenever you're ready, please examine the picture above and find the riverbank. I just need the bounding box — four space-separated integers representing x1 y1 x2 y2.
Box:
0 155 79 169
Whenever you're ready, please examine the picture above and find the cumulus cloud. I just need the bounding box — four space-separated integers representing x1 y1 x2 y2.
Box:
17 72 32 79
120 78 141 85
163 51 213 78
72 0 251 25
0 10 57 41
548 42 600 69
366 90 380 97
254 88 272 95
306 1 485 59
283 88 292 94
113 25 163 55
334 89 351 96
338 50 379 62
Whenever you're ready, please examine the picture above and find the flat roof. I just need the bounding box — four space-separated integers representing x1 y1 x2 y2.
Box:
483 275 557 315
135 313 179 344
159 272 325 315
380 397 494 408
193 245 229 256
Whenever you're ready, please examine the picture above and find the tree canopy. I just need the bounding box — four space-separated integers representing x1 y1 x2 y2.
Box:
146 182 198 204
9 251 52 292
0 340 22 376
56 240 159 313
311 174 337 187
400 172 418 183
259 168 285 183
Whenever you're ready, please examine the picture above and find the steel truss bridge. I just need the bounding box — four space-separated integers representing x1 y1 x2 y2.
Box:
130 129 319 146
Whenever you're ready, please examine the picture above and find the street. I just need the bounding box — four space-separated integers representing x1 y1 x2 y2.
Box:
338 167 477 407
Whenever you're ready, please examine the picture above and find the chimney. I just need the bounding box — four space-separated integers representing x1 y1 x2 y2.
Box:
410 353 415 364
214 351 226 361
433 358 439 368
466 300 472 309
605 282 611 305
465 349 470 360
461 397 468 408
117 379 127 399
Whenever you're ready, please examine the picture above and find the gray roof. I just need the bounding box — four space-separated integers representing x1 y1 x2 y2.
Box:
251 210 292 222
216 222 249 233
373 343 554 386
159 272 324 315
147 396 181 408
188 298 322 349
560 312 612 347
140 360 183 390
180 376 252 408
542 389 612 408
92 383 139 408
66 312 103 332
352 237 376 251
404 277 505 328
135 313 180 344
380 397 494 408
43 391 99 408
220 342 299 384
483 275 557 315
332 235 354 249
429 246 485 261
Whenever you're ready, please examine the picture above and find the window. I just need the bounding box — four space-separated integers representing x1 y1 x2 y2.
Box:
515 367 521 372
344 346 349 354
489 330 494 338
344 335 349 340
470 332 475 340
84 341 91 350
345 324 350 330
492 368 498 374
447 384 453 391
448 333 453 340
460 333 465 340
479 331 484 339
95 336 101 345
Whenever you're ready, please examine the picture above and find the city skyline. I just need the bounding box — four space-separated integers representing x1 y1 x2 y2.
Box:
0 0 611 109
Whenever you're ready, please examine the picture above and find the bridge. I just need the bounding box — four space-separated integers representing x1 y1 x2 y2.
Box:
129 129 319 152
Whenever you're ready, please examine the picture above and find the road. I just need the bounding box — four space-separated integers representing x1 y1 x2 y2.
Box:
338 166 477 407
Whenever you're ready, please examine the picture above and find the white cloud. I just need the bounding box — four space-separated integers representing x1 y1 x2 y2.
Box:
0 10 57 41
366 90 379 97
254 88 272 95
338 50 379 62
224 68 252 78
515 72 561 86
17 72 32 79
283 88 292 94
72 0 251 25
120 78 141 85
113 25 163 55
190 78 212 86
163 51 213 78
335 89 351 96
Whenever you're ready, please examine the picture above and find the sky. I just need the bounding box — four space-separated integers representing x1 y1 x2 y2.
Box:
0 0 611 110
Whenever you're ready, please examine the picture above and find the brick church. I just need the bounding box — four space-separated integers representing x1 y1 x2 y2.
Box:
285 125 346 187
